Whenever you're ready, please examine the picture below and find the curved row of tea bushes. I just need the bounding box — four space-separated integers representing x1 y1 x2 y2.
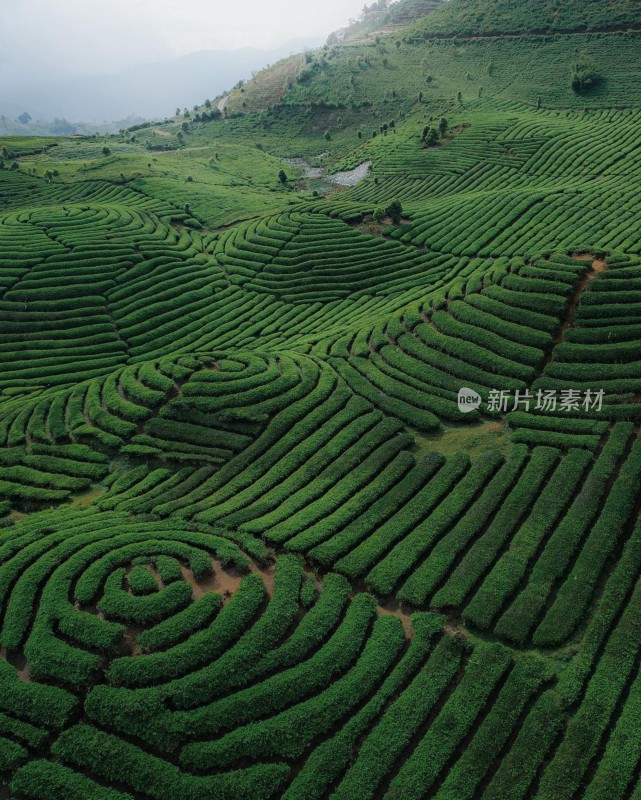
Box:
215 210 456 302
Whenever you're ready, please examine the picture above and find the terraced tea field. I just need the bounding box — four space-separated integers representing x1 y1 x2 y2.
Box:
2 0 641 797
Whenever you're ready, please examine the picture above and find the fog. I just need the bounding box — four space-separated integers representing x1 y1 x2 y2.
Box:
1 0 369 123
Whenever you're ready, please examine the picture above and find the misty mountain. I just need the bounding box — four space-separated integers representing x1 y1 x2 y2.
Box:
1 38 322 124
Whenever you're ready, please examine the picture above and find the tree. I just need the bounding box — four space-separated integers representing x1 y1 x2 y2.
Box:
395 40 401 50
102 146 111 156
10 161 19 171
385 200 403 224
1 146 8 159
324 131 332 141
571 62 599 94
438 117 448 138
418 91 424 103
373 208 386 223
51 117 76 135
457 91 463 103
175 107 181 116
17 112 32 124
422 126 439 147
278 169 288 185
181 121 190 133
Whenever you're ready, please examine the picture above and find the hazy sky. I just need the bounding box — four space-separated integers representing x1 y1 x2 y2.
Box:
2 0 369 76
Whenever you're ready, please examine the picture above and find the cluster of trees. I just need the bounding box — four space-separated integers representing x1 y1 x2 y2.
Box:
421 117 448 147
373 200 404 224
571 62 600 94
193 109 223 123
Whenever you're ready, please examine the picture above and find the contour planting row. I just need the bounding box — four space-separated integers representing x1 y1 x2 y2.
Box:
0 509 560 800
94 355 418 533
2 197 475 396
537 251 641 418
0 170 184 219
0 202 221 394
215 210 456 302
0 352 335 516
388 172 641 257
85 414 641 652
325 252 598 439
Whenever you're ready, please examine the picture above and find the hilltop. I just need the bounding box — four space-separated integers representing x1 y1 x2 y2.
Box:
413 0 641 35
330 0 447 42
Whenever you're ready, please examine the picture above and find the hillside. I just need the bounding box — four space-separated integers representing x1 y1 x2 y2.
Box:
414 0 641 35
1 2 641 799
330 0 447 42
221 0 641 121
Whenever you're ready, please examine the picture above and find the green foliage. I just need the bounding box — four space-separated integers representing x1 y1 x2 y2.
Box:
422 125 439 146
412 0 641 36
571 61 600 93
1 11 641 800
385 199 403 223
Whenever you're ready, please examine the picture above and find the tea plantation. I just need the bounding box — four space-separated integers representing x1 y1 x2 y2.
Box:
1 0 641 797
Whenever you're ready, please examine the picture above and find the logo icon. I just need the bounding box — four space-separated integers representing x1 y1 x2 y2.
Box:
458 387 482 413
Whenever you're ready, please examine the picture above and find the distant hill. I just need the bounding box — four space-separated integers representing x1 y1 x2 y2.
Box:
0 39 322 127
411 0 641 35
